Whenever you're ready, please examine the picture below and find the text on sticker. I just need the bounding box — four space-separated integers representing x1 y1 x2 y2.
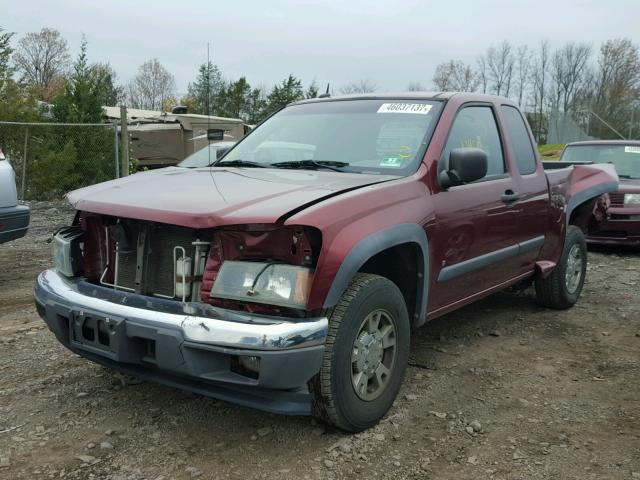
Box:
625 146 640 154
377 103 433 115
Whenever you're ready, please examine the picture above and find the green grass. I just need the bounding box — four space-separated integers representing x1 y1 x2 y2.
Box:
537 144 565 160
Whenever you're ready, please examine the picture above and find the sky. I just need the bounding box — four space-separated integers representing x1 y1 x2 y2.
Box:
3 0 639 96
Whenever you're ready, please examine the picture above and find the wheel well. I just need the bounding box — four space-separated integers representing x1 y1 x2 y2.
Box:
358 243 421 323
569 197 600 233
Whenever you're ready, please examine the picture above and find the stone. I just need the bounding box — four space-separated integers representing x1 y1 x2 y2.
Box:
76 392 89 398
470 420 482 432
324 459 334 468
430 411 447 419
75 455 97 464
465 426 475 435
257 426 272 437
405 394 418 401
99 441 113 450
185 466 202 478
467 455 478 465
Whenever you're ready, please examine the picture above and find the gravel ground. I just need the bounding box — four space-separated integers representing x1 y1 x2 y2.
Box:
0 202 639 480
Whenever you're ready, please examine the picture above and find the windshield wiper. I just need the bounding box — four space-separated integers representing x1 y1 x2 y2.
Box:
270 159 350 172
214 159 267 168
618 174 634 179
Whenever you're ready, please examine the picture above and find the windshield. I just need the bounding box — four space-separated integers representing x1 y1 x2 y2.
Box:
562 144 640 178
218 99 443 174
178 142 235 168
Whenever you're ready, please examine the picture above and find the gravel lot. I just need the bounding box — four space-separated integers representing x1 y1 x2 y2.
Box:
1 202 639 480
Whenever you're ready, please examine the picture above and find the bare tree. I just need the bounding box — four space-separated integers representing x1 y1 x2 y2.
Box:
12 28 70 101
531 40 551 142
485 41 515 97
514 45 531 107
477 55 488 93
407 81 427 91
589 38 640 139
340 79 377 94
127 58 176 111
549 43 592 113
432 60 479 92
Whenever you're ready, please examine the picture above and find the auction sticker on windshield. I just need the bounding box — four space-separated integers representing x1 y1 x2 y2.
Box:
625 146 640 154
377 103 433 115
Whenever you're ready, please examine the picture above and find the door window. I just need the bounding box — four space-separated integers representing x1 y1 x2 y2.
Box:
500 105 537 175
442 106 505 178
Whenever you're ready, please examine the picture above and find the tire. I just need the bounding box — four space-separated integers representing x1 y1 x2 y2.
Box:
310 273 410 432
535 225 587 309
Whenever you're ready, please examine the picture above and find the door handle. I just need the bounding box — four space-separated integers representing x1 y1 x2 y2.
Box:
501 189 520 204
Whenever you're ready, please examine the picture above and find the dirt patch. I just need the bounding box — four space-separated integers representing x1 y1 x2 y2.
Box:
0 204 638 479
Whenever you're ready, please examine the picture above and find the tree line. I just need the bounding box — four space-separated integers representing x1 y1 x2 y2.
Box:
1 26 639 141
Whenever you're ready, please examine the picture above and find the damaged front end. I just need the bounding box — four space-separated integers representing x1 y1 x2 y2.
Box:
36 213 328 414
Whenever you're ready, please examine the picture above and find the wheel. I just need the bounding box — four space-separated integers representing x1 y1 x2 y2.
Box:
310 273 410 432
535 225 587 309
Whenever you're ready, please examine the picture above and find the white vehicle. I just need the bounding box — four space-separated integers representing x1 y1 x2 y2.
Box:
0 149 30 243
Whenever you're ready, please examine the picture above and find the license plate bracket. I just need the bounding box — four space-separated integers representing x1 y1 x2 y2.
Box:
70 311 124 355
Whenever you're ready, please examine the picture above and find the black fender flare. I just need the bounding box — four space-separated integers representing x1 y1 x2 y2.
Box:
565 180 619 228
322 223 429 326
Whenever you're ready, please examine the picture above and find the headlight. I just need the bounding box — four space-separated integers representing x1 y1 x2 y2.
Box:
211 261 313 308
51 226 84 277
624 194 640 205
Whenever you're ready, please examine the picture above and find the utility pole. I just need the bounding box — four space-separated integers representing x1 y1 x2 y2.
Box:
120 106 129 176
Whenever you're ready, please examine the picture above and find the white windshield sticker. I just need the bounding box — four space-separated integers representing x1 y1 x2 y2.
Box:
625 146 640 154
377 103 432 115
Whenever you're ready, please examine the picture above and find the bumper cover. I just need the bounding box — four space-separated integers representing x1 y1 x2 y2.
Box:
34 269 328 415
587 209 640 246
0 204 30 243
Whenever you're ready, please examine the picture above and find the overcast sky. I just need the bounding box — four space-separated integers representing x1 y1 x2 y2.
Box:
3 0 639 95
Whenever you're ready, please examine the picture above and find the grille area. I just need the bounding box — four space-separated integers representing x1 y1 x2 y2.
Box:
609 193 625 206
115 221 200 298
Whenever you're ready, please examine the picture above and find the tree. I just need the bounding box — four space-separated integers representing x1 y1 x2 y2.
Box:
185 61 225 114
432 60 479 92
90 62 124 107
13 28 70 101
340 79 377 94
483 41 515 96
0 27 13 91
549 43 591 114
52 38 103 123
531 40 551 142
306 80 319 99
264 74 305 115
219 76 251 118
407 81 427 92
127 58 175 111
514 45 531 107
589 38 640 139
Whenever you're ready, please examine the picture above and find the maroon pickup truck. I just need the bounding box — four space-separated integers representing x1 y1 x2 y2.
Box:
35 93 618 432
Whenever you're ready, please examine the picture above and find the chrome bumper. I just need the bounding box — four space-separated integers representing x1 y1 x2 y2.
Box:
35 269 328 351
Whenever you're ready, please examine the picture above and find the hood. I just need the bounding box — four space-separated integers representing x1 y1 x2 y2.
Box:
68 167 399 228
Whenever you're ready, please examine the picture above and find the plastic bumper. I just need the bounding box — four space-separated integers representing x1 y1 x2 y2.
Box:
587 209 640 246
34 269 328 415
0 204 30 243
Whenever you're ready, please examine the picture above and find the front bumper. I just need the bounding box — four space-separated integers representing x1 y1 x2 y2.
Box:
0 204 30 243
34 269 328 415
587 206 640 246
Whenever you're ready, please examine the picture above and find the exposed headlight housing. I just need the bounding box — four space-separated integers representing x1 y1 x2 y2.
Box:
52 226 84 277
211 261 313 308
623 193 640 205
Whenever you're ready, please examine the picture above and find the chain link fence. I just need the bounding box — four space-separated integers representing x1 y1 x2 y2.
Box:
0 121 119 201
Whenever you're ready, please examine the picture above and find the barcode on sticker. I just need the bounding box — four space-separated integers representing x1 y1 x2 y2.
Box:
625 146 640 154
377 103 432 115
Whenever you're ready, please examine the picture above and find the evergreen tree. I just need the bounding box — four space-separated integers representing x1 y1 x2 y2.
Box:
263 74 304 116
185 61 225 114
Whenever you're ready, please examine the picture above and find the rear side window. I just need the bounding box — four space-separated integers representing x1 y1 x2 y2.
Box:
442 106 505 178
500 106 537 175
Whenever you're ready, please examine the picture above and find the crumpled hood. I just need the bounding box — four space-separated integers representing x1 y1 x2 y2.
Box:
67 167 398 228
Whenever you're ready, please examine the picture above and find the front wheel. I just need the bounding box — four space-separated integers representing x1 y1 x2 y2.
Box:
310 273 410 432
535 225 587 309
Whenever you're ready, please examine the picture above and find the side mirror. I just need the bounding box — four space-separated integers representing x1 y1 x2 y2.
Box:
439 147 488 189
207 129 225 141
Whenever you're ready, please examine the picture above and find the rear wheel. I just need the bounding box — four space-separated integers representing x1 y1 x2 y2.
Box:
535 225 587 309
310 273 410 432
